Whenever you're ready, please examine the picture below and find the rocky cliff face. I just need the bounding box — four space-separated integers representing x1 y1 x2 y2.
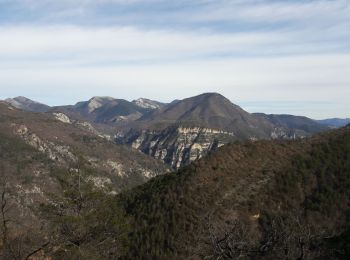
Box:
118 126 238 169
119 125 312 169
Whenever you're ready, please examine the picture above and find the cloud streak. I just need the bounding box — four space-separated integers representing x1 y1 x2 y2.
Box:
0 0 349 118
1 54 349 118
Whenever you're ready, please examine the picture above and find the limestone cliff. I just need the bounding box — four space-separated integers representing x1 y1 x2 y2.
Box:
118 126 237 169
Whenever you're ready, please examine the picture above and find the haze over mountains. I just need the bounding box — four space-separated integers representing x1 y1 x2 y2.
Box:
317 118 350 128
3 93 345 169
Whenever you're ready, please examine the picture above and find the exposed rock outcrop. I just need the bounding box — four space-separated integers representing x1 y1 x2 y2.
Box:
132 98 164 110
118 126 236 169
14 124 77 163
53 112 71 124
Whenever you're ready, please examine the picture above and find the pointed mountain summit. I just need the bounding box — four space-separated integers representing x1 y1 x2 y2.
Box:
5 96 50 113
136 92 273 138
75 96 116 114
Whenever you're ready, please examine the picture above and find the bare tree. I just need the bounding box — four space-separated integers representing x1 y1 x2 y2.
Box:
0 172 49 260
0 177 12 259
208 214 334 260
207 216 258 259
1 181 8 244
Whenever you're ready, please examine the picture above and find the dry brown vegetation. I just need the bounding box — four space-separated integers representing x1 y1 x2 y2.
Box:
0 101 349 259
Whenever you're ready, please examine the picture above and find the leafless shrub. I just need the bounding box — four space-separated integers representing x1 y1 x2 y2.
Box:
208 214 335 259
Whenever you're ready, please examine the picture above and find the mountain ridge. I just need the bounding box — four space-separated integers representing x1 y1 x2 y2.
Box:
317 118 350 128
3 93 345 169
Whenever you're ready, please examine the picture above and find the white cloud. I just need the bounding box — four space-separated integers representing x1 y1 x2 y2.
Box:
0 25 288 65
190 0 350 24
0 24 346 67
0 0 349 118
3 0 349 30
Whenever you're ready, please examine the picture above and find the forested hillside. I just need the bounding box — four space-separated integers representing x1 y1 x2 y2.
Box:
118 125 350 259
22 125 350 259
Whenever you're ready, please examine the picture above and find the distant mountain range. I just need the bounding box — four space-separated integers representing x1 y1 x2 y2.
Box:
3 93 346 168
316 118 350 128
50 96 153 124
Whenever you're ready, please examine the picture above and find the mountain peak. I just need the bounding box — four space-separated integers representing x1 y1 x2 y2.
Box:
82 96 116 113
188 92 228 102
184 92 239 109
89 96 115 102
136 92 263 133
6 96 36 104
4 96 50 112
13 96 33 102
196 92 224 98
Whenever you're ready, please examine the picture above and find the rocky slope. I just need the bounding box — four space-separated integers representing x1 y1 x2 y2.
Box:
132 98 165 110
0 101 168 189
0 101 169 245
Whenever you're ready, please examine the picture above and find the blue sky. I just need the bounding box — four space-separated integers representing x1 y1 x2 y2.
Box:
0 0 349 119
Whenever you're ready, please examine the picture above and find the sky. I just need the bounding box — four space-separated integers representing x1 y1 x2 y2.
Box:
0 0 349 119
